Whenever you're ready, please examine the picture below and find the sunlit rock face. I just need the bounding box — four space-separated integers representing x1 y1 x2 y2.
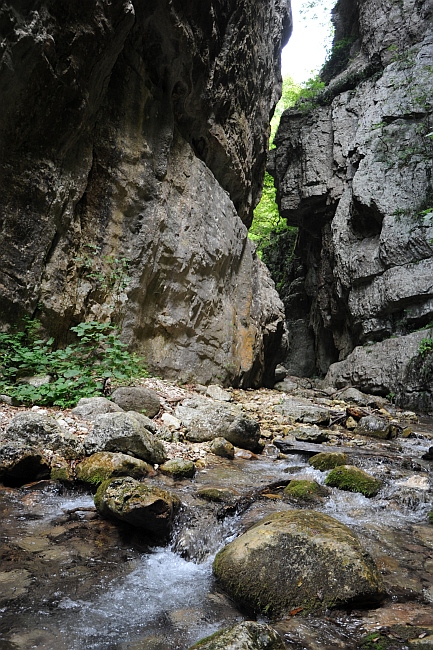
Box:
272 0 433 407
0 0 291 387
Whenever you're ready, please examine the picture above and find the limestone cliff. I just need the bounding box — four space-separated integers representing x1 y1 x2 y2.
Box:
272 0 433 408
0 0 291 386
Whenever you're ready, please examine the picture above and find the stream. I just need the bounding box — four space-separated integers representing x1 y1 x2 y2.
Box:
1 427 432 649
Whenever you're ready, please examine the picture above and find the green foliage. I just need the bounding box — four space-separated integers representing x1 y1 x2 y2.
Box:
321 36 355 83
419 336 433 357
77 244 131 295
270 77 302 146
0 319 148 408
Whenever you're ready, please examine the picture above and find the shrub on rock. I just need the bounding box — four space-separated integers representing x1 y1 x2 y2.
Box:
213 510 384 616
325 465 382 497
94 476 180 537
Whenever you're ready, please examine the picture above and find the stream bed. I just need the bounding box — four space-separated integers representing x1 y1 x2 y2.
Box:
1 435 433 649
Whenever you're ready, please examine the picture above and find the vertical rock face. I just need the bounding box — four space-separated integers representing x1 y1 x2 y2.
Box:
0 0 291 386
272 0 433 407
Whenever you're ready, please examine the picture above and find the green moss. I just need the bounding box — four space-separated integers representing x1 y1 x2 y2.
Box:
428 511 433 525
50 466 73 482
309 452 349 471
198 487 236 503
160 459 195 479
325 465 382 497
284 479 328 502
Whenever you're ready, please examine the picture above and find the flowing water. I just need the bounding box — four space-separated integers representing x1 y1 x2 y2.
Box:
0 434 432 649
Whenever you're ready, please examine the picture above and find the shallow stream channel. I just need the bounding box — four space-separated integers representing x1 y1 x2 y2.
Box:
1 386 433 650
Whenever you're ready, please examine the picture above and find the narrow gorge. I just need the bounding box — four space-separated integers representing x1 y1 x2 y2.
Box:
0 2 432 650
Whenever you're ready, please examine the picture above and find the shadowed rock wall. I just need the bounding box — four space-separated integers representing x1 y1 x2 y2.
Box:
272 0 433 408
0 0 291 386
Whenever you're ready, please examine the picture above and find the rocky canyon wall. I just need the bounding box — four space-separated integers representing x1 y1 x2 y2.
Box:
0 0 291 386
272 0 433 409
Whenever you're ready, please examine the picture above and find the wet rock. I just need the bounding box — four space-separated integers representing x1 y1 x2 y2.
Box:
76 452 154 486
355 415 397 440
235 449 259 460
0 569 32 604
159 458 196 479
213 510 384 615
83 412 166 464
111 387 161 418
175 401 261 452
94 477 180 537
72 397 123 421
309 452 350 471
422 447 433 461
275 398 331 425
197 487 238 504
395 476 430 490
0 444 50 485
284 479 329 503
325 466 382 497
209 437 235 459
188 621 285 649
293 426 330 444
206 385 232 402
5 412 84 459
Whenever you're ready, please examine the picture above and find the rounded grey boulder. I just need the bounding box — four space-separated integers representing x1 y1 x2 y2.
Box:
83 412 166 464
111 387 161 418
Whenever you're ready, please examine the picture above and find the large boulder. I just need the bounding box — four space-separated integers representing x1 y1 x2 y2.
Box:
94 476 181 537
4 413 83 459
75 451 154 486
0 444 50 485
187 622 285 650
83 412 166 464
0 0 290 388
175 400 262 452
275 398 331 425
110 387 161 418
213 510 385 615
72 397 123 421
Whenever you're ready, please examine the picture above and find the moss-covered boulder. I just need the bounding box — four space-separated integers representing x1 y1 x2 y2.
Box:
187 621 285 649
76 452 154 486
284 479 329 503
159 458 196 479
309 452 349 471
197 486 238 503
213 510 384 616
325 465 382 497
94 476 181 537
